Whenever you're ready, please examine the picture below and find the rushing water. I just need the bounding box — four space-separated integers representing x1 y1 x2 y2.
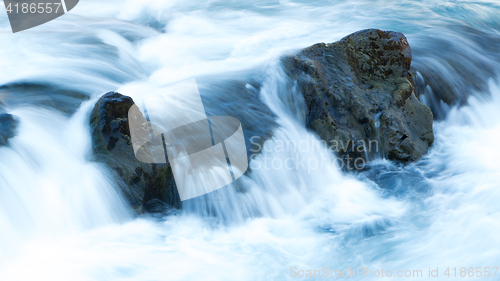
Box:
1 0 500 280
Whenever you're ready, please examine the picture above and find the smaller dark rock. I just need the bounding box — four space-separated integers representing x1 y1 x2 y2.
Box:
90 92 181 213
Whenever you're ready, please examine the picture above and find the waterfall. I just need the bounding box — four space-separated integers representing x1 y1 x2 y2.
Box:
1 0 500 280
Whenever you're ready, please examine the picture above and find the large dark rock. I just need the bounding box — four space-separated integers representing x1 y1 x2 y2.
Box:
282 29 434 164
90 92 180 213
0 113 19 146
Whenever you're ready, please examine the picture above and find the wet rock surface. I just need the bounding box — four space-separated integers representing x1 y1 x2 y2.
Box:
90 92 180 213
282 29 434 164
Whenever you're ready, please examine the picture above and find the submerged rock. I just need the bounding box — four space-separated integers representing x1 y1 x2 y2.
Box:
282 29 434 164
0 113 19 146
90 92 180 213
0 82 89 115
411 25 500 119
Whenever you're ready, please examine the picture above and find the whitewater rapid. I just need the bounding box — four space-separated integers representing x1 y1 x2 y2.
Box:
1 0 500 280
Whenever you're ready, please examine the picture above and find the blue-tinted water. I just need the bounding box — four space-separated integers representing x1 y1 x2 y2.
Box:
0 0 500 280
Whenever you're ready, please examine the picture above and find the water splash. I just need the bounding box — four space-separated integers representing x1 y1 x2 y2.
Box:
1 0 500 280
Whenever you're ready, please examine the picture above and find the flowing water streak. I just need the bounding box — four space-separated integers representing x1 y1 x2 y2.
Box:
0 101 132 265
